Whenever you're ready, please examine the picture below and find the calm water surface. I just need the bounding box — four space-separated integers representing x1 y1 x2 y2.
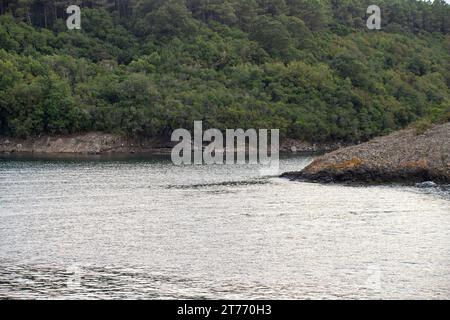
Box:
0 154 449 299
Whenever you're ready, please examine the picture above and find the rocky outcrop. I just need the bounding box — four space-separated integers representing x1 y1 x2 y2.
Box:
282 123 450 184
0 132 174 155
279 139 348 153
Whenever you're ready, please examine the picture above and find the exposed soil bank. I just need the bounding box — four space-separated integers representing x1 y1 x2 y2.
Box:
0 133 174 155
282 123 450 184
0 132 342 155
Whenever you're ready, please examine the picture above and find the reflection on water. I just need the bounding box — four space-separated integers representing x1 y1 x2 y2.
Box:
0 154 449 299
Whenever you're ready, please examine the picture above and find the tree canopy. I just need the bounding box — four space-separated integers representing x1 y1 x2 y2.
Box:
0 0 449 142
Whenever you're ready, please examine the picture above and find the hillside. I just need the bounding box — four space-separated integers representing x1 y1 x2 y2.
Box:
0 0 449 143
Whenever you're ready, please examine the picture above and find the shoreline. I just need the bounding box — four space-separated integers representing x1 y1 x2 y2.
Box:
0 132 345 155
0 133 172 155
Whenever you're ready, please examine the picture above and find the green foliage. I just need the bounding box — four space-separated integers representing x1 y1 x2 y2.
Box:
0 0 449 142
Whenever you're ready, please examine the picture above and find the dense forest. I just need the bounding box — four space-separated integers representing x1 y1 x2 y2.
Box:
0 0 449 142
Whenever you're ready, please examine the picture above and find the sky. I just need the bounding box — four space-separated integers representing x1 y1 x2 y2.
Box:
429 0 450 4
429 0 450 3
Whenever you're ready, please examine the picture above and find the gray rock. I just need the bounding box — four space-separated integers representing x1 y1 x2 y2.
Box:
282 122 450 184
415 181 437 188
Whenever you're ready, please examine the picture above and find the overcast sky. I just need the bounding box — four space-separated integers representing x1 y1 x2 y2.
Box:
430 0 450 4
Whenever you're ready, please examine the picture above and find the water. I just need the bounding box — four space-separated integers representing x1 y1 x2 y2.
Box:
0 154 449 299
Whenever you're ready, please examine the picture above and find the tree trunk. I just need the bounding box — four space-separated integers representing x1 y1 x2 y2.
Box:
44 7 48 28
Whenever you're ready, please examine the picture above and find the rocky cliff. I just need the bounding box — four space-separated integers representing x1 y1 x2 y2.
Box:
282 123 450 184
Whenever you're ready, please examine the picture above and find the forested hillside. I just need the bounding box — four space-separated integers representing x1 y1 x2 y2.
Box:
0 0 449 142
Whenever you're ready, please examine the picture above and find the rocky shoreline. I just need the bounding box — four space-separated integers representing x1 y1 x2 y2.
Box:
0 132 342 155
0 133 175 155
282 122 450 184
